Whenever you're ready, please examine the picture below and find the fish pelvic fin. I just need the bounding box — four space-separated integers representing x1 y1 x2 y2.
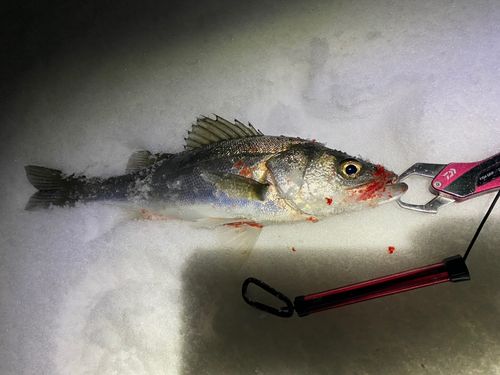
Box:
219 220 263 261
24 165 80 210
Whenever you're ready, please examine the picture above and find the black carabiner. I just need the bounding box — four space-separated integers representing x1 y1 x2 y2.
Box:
241 277 294 318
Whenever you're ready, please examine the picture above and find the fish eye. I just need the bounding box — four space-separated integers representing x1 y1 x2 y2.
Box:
340 160 362 179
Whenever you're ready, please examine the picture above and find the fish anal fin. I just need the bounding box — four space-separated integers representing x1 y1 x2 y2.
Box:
138 208 175 221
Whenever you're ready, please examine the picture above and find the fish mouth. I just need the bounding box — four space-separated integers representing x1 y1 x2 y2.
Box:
381 172 408 201
373 170 408 203
379 182 408 203
383 172 408 202
377 169 408 202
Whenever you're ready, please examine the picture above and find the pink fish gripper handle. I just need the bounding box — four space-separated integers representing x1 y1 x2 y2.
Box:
431 152 500 201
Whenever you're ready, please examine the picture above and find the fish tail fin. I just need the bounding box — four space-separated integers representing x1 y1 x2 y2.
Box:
24 165 80 210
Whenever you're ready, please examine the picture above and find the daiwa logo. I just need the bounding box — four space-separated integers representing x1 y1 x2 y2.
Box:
443 168 457 180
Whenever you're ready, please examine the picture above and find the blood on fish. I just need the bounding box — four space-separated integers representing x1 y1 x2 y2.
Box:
306 216 319 223
325 197 333 205
239 166 253 178
224 221 264 229
357 180 385 201
356 164 394 201
233 160 254 178
233 160 245 169
139 208 172 221
387 246 396 254
374 165 387 178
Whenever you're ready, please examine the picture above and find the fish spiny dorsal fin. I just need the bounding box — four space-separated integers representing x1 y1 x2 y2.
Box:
184 115 263 150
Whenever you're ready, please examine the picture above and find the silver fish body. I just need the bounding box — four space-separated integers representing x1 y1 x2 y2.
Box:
25 116 407 224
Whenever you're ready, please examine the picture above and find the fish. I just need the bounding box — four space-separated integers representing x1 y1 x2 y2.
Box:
24 115 407 227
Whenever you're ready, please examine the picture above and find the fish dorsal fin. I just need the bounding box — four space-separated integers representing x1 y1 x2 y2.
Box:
126 150 174 173
184 115 263 150
126 150 156 172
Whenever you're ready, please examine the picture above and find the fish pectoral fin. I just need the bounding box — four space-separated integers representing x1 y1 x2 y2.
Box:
125 150 173 173
184 115 263 150
201 172 269 201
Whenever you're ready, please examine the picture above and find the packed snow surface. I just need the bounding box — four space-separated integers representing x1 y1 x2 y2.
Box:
1 1 499 374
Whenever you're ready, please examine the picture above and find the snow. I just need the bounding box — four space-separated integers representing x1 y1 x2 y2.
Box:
1 1 500 374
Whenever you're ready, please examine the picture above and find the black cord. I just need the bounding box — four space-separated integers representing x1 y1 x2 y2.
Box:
463 190 500 262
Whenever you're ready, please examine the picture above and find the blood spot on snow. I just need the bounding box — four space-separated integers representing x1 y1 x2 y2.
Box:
387 246 396 254
325 197 333 205
306 216 319 223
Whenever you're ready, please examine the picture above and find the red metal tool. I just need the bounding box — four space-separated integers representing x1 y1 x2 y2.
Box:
292 255 469 317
